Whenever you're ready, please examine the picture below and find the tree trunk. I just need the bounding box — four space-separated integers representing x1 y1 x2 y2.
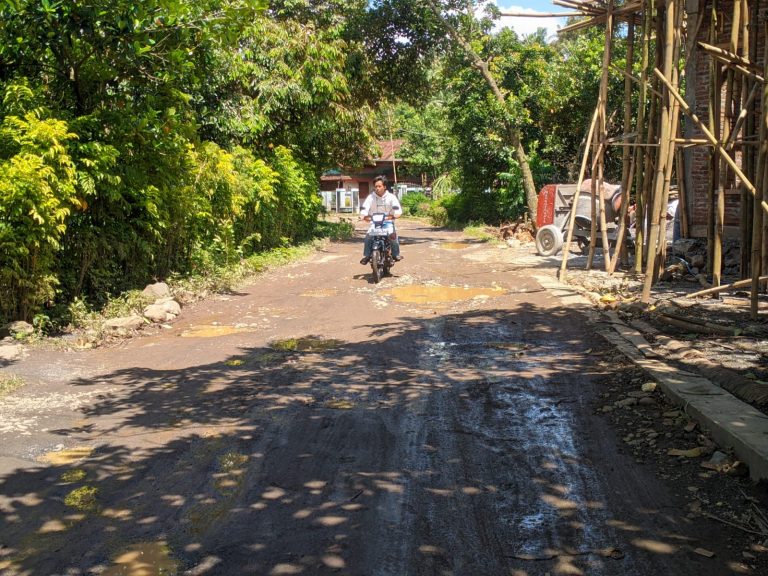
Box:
427 1 538 222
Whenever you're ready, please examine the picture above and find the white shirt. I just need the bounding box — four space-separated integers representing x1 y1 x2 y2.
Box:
360 190 402 218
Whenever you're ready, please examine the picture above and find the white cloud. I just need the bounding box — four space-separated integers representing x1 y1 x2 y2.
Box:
482 2 567 42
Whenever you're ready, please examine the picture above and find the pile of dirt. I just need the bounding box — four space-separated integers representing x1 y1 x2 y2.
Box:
500 220 535 243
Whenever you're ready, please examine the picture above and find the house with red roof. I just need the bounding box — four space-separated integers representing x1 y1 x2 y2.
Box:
320 140 427 209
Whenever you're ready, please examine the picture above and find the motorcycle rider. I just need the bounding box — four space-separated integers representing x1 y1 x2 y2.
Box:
359 175 403 265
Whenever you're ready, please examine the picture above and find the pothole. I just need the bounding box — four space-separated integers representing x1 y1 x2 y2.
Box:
180 325 252 338
102 541 178 576
438 242 473 250
383 285 504 304
39 446 93 466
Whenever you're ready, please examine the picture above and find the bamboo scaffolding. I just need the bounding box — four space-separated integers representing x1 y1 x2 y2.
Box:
555 0 766 312
654 71 768 215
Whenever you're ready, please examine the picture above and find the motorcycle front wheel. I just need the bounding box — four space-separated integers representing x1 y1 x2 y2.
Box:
371 249 382 283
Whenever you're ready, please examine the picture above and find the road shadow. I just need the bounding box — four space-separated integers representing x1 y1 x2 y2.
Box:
0 303 741 575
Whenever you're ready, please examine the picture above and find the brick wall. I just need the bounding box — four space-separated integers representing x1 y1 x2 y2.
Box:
684 0 766 235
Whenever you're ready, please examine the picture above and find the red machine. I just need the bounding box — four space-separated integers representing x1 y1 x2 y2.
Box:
534 182 623 256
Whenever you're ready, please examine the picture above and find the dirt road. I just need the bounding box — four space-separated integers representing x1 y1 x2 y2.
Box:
0 219 745 575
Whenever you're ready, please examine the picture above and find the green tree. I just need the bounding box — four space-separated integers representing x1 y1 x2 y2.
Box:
0 85 78 320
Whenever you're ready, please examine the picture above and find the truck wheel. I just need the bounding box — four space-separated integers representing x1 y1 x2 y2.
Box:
535 225 564 256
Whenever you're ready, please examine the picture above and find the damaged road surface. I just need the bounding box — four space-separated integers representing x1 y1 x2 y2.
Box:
0 220 744 575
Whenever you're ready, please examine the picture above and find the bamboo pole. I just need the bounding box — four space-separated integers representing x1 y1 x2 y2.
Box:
697 42 764 78
611 19 636 273
760 18 768 307
595 0 615 271
654 0 683 280
687 276 768 299
676 147 689 237
635 0 658 275
715 0 740 282
753 21 768 318
642 0 680 303
706 2 719 284
586 117 600 270
724 82 761 151
559 106 600 282
738 0 751 278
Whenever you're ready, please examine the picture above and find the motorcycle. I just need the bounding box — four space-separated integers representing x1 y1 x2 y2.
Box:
367 212 396 283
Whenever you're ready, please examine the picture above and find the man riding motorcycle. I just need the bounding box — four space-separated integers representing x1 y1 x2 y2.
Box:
359 175 403 265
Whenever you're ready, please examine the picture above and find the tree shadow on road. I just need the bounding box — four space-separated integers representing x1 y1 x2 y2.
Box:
0 303 740 575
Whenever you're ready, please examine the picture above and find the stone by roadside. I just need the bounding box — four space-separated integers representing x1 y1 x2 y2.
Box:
1 282 184 351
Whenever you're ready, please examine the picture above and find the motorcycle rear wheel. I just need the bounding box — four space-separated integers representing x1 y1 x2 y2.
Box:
371 249 382 283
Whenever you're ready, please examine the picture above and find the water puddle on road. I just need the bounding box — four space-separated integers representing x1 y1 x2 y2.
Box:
438 242 473 250
39 446 93 465
102 542 178 576
384 285 504 305
180 325 251 338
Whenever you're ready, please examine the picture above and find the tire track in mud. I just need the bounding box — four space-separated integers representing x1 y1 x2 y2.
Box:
376 308 634 576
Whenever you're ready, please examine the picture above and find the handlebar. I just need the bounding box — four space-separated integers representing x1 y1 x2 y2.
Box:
362 214 396 222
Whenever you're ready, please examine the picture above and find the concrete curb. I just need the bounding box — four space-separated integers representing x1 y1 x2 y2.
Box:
534 272 768 482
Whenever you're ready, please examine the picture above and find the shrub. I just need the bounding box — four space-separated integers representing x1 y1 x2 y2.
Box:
0 93 79 322
428 204 449 227
400 192 432 216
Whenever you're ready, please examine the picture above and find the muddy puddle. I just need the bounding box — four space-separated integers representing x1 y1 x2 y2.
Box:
180 325 252 338
102 541 178 576
438 242 473 250
39 446 93 465
384 285 504 305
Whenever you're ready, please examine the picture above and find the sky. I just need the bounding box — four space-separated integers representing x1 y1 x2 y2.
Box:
491 0 570 41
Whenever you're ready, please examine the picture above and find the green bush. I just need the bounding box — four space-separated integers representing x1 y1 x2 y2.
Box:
400 192 432 216
428 203 449 227
0 88 79 321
